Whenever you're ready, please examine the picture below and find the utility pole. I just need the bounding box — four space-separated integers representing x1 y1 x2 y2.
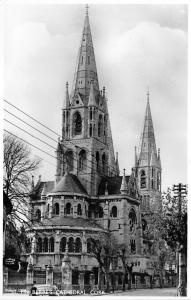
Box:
173 183 187 297
173 183 187 214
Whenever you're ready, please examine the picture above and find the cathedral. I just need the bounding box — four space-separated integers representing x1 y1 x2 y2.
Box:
22 6 162 290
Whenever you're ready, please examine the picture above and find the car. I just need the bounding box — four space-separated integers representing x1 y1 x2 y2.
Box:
30 284 58 296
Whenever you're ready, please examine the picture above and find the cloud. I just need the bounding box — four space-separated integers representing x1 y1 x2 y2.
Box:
99 21 187 188
4 6 187 190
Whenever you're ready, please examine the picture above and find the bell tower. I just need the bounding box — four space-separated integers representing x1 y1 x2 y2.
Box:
56 6 117 195
134 90 162 213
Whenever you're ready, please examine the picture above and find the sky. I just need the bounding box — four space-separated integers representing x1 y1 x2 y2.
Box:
3 1 188 192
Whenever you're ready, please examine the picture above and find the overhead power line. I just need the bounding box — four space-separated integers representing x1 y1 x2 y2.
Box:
4 118 109 183
4 99 119 175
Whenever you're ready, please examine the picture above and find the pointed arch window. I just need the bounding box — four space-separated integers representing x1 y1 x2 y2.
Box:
87 238 92 253
129 209 137 233
75 238 82 253
88 56 90 65
102 153 106 173
68 237 74 252
157 172 160 190
151 179 154 189
66 151 73 171
49 237 54 252
111 206 117 218
98 206 103 218
43 237 48 252
90 109 93 120
98 115 103 137
73 112 82 136
142 219 147 232
37 237 42 253
85 205 88 217
53 203 59 215
146 196 150 209
60 237 67 252
36 209 41 221
140 170 146 189
89 124 93 137
77 204 82 216
130 239 136 254
65 203 72 215
79 150 86 171
96 151 99 172
104 115 107 136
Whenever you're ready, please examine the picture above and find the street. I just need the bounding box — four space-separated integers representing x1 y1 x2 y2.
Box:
103 288 177 297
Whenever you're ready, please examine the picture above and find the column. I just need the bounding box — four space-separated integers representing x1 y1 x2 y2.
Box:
46 264 53 285
55 231 61 266
79 272 85 291
136 205 143 255
82 232 87 253
48 197 53 218
136 276 141 288
73 201 77 219
115 274 118 291
90 273 95 290
61 250 72 290
26 263 34 287
31 235 37 265
103 201 109 230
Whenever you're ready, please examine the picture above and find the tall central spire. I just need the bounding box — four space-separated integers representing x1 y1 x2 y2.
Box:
72 6 99 100
138 92 157 167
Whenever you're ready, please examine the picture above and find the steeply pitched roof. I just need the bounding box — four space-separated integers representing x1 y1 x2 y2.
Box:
30 181 55 200
138 93 158 168
72 7 99 102
98 176 130 195
34 216 104 231
51 173 87 195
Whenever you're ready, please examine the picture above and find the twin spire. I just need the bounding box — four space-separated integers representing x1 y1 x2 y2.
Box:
72 4 99 97
136 90 161 168
63 6 104 109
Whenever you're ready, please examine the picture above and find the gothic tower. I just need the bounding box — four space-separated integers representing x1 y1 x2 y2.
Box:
55 7 117 195
134 91 162 213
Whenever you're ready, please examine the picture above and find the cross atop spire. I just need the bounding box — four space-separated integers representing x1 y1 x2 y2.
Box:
147 87 150 103
120 168 128 194
85 4 89 16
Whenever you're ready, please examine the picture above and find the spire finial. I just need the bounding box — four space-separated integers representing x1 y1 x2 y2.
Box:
103 86 105 99
66 81 68 89
85 4 89 16
147 87 150 103
120 168 128 194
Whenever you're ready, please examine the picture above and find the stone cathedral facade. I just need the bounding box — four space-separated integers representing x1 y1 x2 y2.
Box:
22 7 162 290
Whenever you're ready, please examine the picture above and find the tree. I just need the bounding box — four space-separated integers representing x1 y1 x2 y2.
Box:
3 133 41 227
160 186 187 296
88 234 118 292
117 243 133 291
147 186 187 295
